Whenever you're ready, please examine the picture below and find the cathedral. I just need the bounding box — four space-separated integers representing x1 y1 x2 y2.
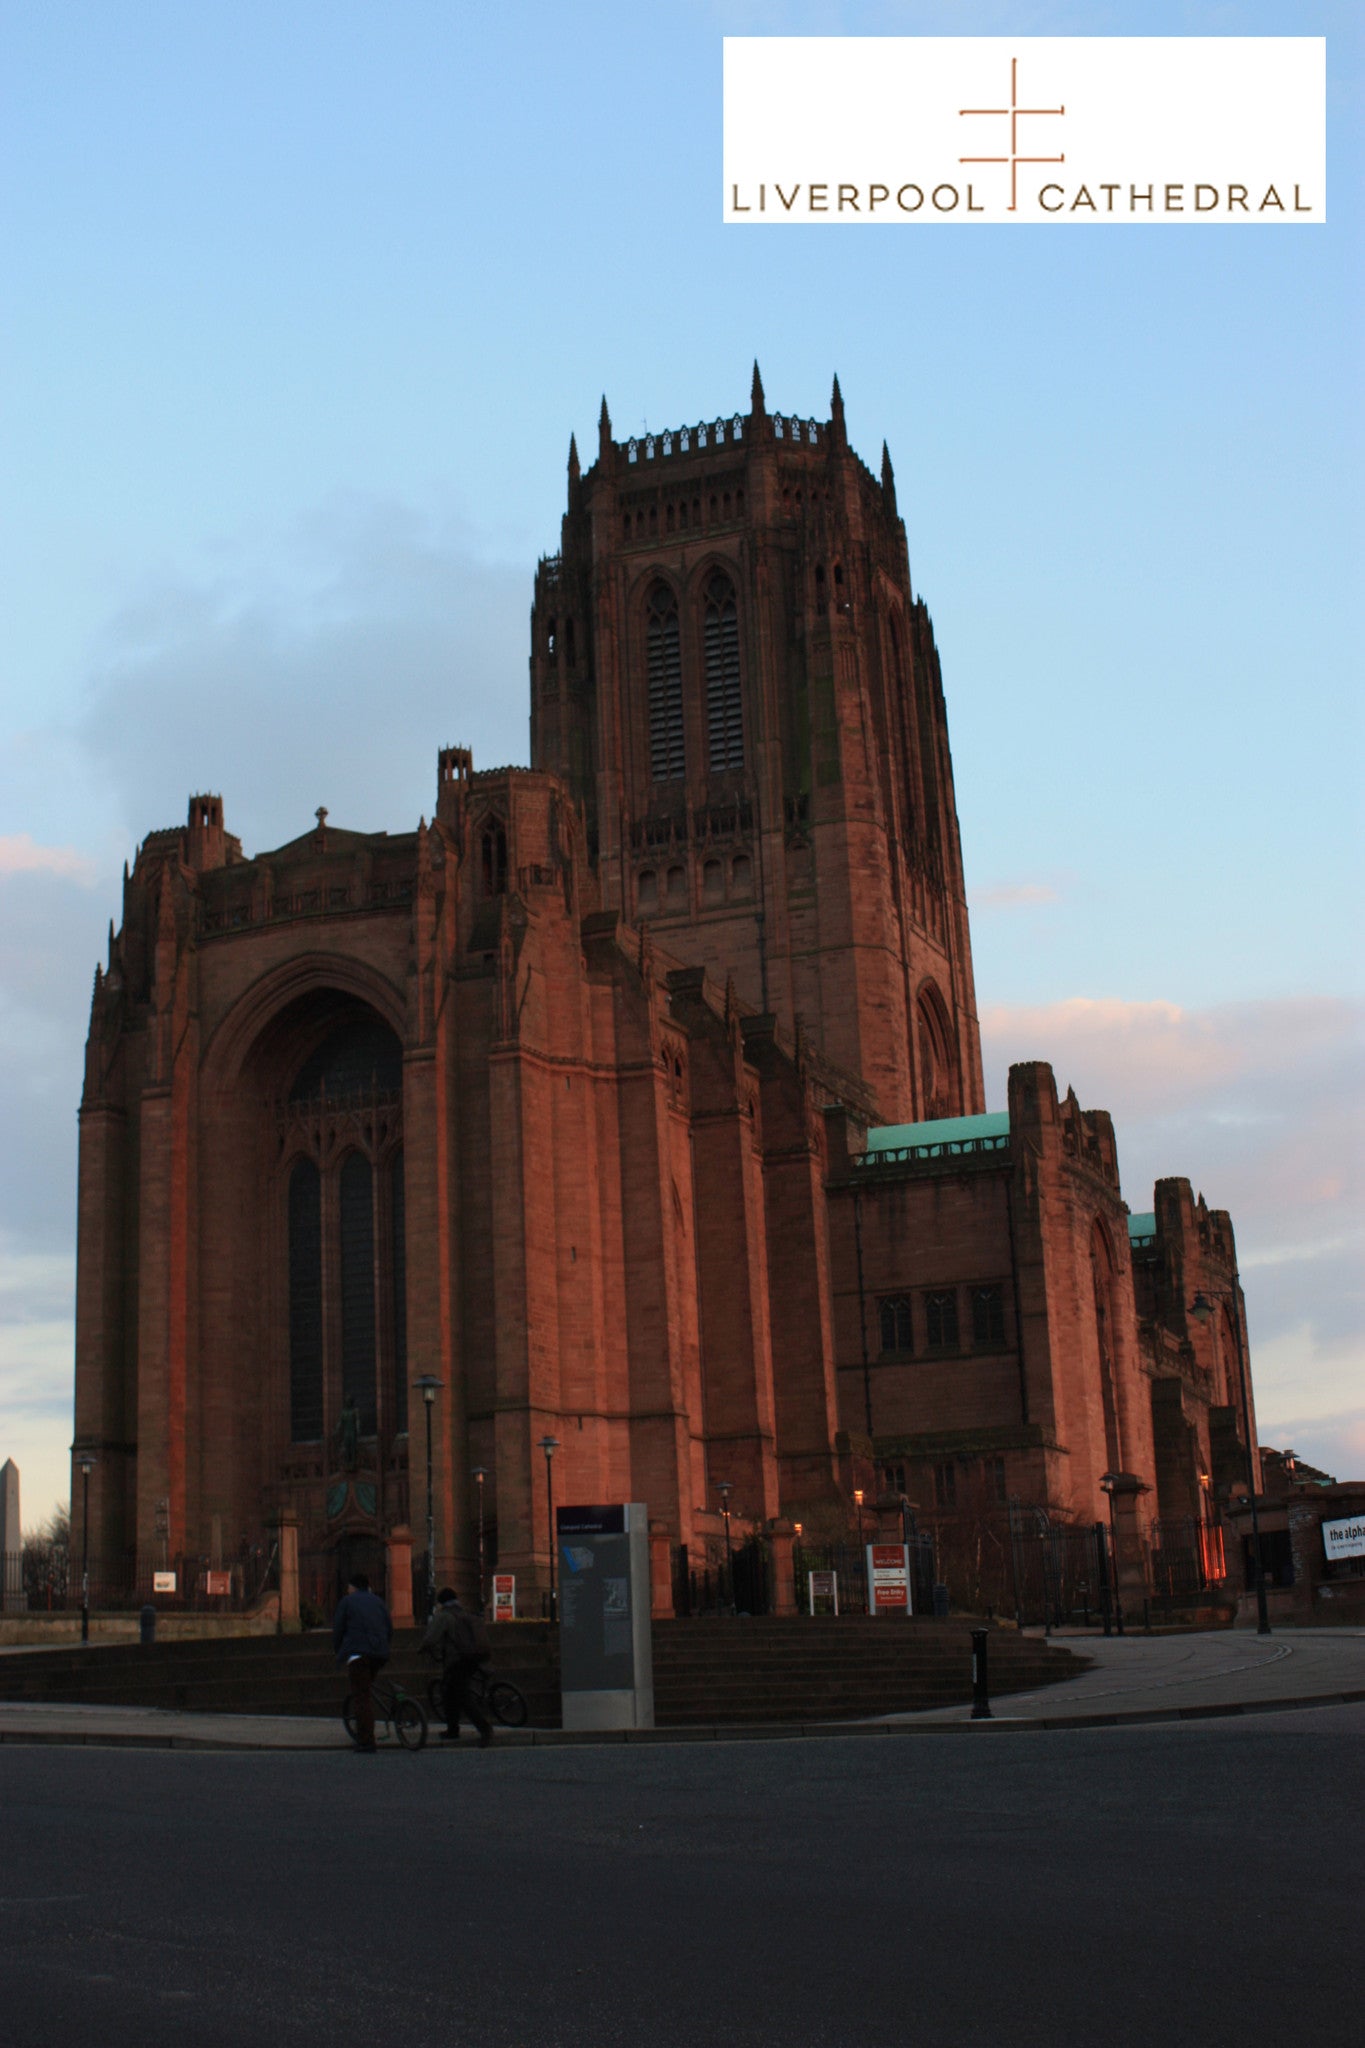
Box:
72 369 1259 1609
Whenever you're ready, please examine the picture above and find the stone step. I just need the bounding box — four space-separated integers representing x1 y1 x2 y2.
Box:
0 1617 1081 1727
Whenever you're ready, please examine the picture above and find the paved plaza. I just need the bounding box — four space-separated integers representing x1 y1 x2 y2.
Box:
1 1698 1360 2047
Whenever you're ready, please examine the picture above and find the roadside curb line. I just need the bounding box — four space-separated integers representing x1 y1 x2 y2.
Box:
2 1686 1363 1751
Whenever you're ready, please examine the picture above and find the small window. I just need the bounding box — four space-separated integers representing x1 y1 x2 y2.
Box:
666 864 686 903
881 1462 907 1494
702 858 723 899
879 1295 912 1354
638 869 658 912
934 1461 957 1510
925 1289 958 1350
985 1455 1007 1505
972 1285 1006 1348
731 854 751 893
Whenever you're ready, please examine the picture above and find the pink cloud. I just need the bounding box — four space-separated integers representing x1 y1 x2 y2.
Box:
973 881 1061 908
0 834 97 884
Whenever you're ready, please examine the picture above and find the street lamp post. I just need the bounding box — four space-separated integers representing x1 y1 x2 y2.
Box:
537 1437 560 1620
714 1481 735 1614
76 1452 96 1644
472 1466 489 1615
1099 1474 1125 1635
1189 1288 1270 1635
854 1487 867 1613
413 1376 443 1619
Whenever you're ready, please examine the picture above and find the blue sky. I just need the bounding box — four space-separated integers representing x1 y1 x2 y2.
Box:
1 0 1360 1522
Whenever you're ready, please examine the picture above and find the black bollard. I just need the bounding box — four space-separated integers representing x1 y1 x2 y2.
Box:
139 1603 156 1647
970 1627 993 1720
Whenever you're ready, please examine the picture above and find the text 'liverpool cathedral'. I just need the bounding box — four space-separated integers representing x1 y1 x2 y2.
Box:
74 371 1260 1616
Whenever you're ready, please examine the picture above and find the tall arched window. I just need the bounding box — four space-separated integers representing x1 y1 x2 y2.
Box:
281 1010 403 1450
288 1158 323 1442
339 1152 377 1433
481 819 508 896
916 989 954 1121
647 583 684 781
703 571 743 771
390 1151 408 1436
1091 1221 1122 1472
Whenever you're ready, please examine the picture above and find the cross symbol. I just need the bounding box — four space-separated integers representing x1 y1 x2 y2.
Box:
960 57 1065 213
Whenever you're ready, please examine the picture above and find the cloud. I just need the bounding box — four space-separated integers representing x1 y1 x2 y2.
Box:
75 491 531 857
973 880 1061 908
0 835 98 884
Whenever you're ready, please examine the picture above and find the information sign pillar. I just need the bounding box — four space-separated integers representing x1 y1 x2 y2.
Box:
557 1503 655 1731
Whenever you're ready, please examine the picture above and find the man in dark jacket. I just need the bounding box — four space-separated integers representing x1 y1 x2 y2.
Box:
332 1571 393 1752
422 1587 494 1746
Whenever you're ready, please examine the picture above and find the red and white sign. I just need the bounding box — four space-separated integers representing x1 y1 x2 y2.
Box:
492 1572 516 1621
204 1570 231 1597
867 1544 912 1614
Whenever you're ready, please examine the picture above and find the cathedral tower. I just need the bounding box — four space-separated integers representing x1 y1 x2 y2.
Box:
530 370 983 1124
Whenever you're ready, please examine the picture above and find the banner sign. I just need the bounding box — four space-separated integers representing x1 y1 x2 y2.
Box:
1322 1516 1365 1562
152 1571 176 1593
492 1572 516 1620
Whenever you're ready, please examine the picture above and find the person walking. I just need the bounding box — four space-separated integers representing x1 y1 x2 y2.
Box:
422 1587 494 1746
332 1570 393 1752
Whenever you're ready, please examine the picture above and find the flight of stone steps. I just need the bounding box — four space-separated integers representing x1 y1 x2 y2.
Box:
0 1616 1084 1727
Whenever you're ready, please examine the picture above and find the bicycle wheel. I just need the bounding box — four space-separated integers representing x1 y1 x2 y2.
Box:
342 1696 359 1742
392 1695 428 1750
486 1678 527 1728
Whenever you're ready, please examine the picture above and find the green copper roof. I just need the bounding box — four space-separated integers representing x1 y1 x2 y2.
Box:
866 1111 1010 1151
1128 1212 1157 1240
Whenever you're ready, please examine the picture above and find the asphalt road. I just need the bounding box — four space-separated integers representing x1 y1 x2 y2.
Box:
2 1707 1361 2048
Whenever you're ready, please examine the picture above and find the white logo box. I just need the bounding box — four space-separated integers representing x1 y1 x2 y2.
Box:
723 38 1325 225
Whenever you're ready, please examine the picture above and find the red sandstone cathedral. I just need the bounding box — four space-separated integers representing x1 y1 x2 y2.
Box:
72 370 1259 1610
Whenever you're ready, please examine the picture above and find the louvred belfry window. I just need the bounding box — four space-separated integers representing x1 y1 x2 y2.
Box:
704 571 743 772
647 583 684 782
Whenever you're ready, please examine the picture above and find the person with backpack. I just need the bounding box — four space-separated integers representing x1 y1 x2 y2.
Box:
422 1587 494 1746
331 1570 393 1753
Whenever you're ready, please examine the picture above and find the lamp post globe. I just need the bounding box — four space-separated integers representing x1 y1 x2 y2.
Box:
537 1437 560 1620
472 1466 489 1615
412 1376 443 1620
1099 1473 1125 1635
76 1452 96 1644
713 1481 736 1614
1189 1289 1270 1635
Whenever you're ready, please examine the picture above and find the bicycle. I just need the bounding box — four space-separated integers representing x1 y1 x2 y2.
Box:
423 1655 528 1729
342 1672 429 1750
